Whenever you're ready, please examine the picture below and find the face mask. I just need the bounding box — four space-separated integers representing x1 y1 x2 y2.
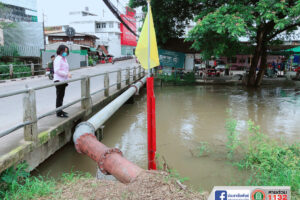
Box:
62 52 68 57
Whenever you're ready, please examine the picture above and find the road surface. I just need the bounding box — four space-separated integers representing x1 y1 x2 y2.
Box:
0 59 139 156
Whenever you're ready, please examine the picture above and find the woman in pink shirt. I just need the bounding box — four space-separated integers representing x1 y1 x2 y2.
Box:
54 45 72 118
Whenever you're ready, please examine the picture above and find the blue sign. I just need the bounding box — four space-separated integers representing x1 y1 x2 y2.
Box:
158 49 185 68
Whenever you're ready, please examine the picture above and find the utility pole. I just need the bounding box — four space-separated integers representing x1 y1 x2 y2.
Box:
42 13 46 50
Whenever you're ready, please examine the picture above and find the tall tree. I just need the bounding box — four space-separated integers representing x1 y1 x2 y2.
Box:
129 0 200 45
186 0 300 86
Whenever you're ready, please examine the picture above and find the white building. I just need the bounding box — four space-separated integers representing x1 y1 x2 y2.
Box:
0 0 43 57
68 1 132 57
0 0 38 22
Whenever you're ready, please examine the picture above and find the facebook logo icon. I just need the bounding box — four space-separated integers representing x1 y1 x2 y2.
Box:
215 190 227 200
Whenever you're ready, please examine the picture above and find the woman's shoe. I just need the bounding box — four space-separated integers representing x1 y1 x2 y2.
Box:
56 112 68 118
62 111 69 115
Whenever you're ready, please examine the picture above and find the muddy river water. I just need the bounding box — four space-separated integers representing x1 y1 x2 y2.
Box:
35 85 300 191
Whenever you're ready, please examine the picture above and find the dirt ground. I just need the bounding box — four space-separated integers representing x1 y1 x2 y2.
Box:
39 171 208 200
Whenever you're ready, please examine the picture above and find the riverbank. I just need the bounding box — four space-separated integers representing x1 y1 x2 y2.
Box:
38 171 207 200
154 73 300 86
0 165 207 200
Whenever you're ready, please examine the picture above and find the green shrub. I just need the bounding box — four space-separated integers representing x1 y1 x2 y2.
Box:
157 72 195 84
0 163 94 200
0 62 31 80
88 57 94 66
0 162 56 200
197 142 210 157
225 115 241 160
225 119 300 197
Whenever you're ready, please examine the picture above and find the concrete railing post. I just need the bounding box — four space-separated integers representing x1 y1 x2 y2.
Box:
133 67 137 81
117 69 121 90
9 64 13 79
142 68 145 77
104 72 109 97
126 68 130 85
23 88 38 141
81 76 92 115
31 63 34 76
138 66 141 78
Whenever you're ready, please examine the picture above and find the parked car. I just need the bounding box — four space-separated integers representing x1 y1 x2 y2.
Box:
206 69 220 77
216 65 225 72
293 66 300 72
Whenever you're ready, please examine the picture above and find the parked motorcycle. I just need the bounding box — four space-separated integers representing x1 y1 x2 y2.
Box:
45 66 54 80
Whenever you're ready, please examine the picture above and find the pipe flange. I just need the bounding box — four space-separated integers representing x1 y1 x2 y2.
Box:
129 85 139 95
75 121 95 133
98 148 123 175
137 80 144 85
73 121 96 147
75 133 97 154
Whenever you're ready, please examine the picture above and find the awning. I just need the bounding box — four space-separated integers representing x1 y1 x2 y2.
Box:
100 45 109 56
90 48 97 52
271 45 300 55
286 46 300 53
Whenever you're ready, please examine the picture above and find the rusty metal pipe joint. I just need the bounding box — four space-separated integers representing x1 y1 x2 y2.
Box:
72 78 147 183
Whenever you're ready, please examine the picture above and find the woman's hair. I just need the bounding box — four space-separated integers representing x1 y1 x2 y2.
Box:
56 45 69 56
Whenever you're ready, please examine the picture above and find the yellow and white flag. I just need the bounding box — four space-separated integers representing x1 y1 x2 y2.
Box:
135 5 160 70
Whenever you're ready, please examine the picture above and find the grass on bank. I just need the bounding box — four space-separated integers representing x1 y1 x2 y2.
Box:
0 163 91 200
225 116 300 197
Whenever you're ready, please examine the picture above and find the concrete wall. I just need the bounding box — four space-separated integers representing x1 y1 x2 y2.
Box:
70 21 96 33
185 54 194 72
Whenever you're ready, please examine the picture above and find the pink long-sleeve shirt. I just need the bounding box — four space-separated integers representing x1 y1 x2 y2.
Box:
53 55 69 82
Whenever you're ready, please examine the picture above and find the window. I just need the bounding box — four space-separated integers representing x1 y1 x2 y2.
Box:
96 23 106 29
109 22 113 28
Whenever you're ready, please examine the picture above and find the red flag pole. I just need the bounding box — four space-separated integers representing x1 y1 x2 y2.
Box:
146 0 156 170
147 77 156 170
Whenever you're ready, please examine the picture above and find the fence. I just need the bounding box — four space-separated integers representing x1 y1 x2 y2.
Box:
0 63 46 80
0 65 145 141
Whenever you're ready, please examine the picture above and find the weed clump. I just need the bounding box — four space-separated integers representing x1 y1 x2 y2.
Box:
225 118 300 197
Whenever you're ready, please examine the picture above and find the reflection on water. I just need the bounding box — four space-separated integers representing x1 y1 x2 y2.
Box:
35 85 300 191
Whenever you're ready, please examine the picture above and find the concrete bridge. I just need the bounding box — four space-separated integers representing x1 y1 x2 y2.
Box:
0 59 145 173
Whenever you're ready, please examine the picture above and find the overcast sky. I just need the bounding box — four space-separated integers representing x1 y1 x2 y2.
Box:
37 0 130 26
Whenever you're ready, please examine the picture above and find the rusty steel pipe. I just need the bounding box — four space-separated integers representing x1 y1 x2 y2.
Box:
76 133 143 183
73 78 146 183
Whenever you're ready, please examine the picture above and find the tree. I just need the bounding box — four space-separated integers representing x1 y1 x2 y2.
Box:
129 0 200 45
0 3 14 29
186 0 300 86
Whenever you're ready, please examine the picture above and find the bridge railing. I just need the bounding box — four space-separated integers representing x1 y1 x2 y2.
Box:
0 63 46 80
0 65 145 140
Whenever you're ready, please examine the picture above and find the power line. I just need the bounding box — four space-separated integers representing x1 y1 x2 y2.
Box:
111 0 136 29
103 0 138 37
